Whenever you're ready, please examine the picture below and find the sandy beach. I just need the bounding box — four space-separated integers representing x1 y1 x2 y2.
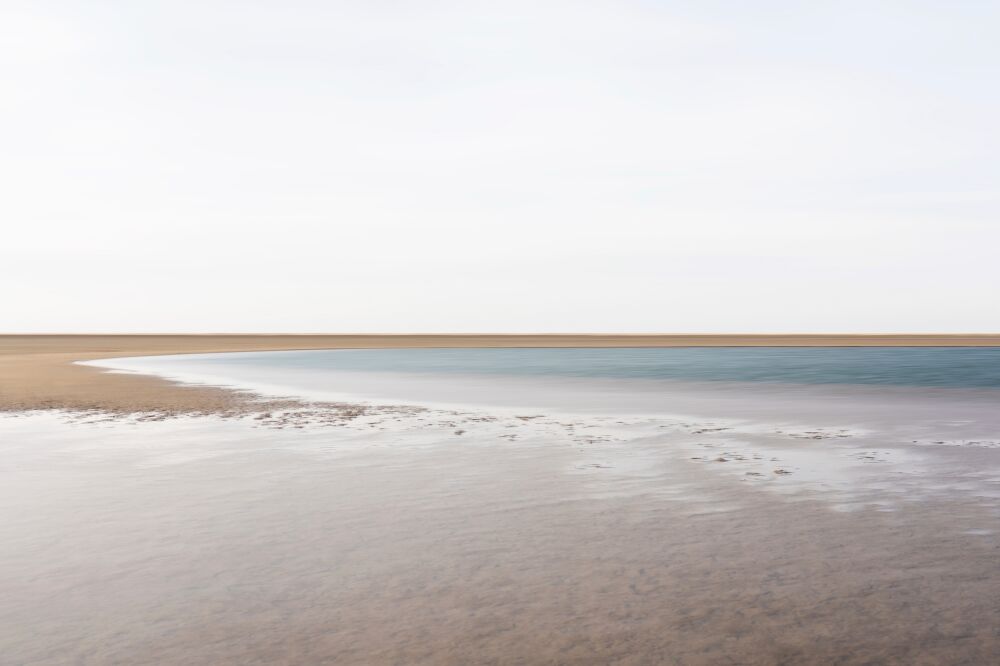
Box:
5 334 1000 413
4 338 1000 664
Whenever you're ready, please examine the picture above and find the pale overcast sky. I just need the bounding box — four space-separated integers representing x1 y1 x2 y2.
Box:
3 1 998 333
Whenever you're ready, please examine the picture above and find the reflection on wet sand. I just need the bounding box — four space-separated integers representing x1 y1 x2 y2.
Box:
2 405 1000 665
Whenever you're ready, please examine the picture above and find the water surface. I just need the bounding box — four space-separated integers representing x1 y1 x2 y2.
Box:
85 347 1000 437
95 346 1000 387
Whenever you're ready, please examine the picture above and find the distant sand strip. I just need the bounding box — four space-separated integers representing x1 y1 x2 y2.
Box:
3 334 1000 413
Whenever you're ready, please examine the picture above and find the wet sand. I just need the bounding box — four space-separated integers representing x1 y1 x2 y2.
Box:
4 334 1000 413
2 408 1000 665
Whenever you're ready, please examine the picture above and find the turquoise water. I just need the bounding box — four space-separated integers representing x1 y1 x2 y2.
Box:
178 347 1000 389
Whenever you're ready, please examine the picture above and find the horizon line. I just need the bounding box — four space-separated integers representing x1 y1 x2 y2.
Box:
6 333 1000 337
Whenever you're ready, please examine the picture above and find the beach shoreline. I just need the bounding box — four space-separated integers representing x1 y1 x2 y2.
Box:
4 334 1000 413
5 337 1000 664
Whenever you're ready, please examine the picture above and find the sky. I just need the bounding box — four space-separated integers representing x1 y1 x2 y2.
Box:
2 0 999 333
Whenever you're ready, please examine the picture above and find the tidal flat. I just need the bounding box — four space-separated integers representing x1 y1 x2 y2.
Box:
3 391 1000 664
4 342 1000 664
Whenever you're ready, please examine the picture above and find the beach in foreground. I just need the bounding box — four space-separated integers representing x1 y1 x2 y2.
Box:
3 337 1000 664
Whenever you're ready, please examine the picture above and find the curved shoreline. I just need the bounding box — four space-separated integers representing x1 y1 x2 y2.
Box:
4 334 1000 413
